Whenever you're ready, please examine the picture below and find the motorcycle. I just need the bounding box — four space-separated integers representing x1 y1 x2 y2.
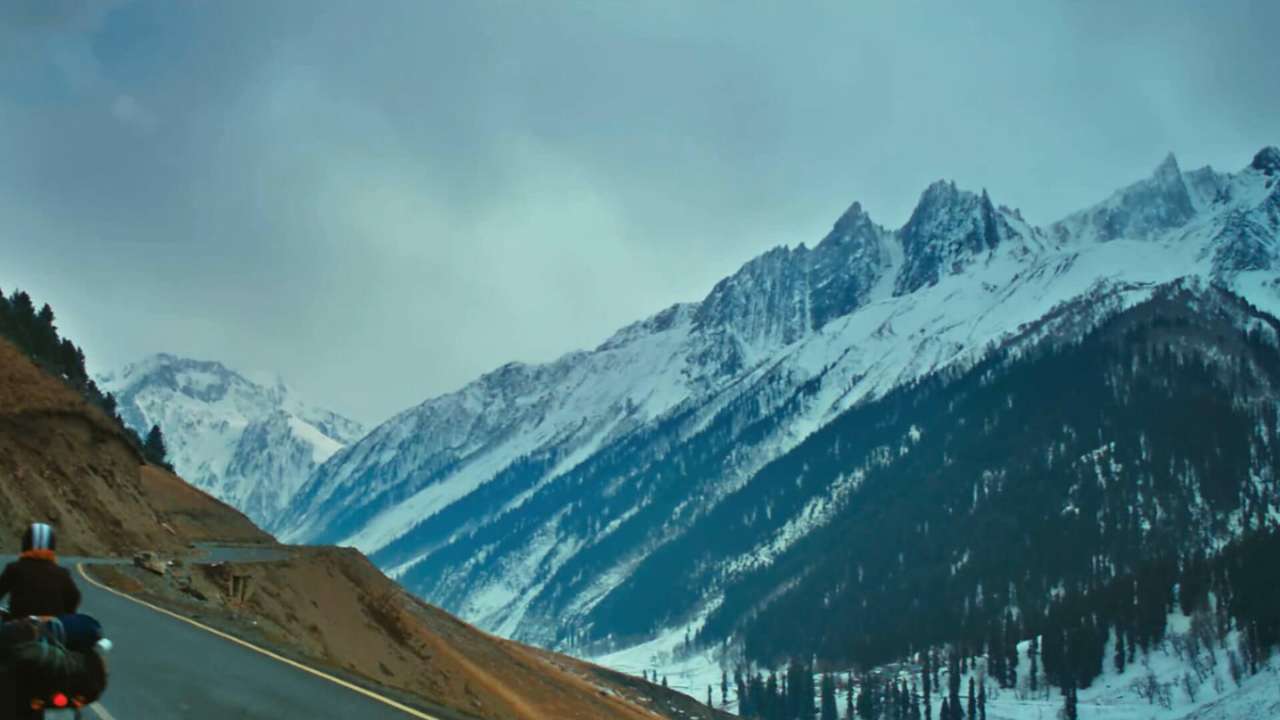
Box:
0 603 110 720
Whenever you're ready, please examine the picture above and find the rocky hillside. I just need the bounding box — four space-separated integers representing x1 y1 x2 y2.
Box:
0 337 269 555
277 147 1280 663
100 354 364 530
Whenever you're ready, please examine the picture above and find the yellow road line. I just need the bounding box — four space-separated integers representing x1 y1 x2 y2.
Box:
75 563 441 720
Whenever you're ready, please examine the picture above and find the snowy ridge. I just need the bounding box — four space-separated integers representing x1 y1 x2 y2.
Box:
280 147 1280 658
99 354 364 529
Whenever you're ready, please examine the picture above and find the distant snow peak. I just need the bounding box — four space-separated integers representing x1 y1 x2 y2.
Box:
100 353 363 529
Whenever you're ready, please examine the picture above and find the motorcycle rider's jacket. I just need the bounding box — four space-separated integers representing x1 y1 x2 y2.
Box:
0 552 81 618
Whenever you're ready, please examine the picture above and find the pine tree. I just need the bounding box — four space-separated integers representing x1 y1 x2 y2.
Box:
1028 635 1039 693
856 676 874 719
790 659 816 720
723 671 729 706
846 674 855 720
989 634 1006 689
8 291 36 353
762 671 773 717
948 651 962 719
744 674 762 719
1003 610 1019 689
820 673 839 720
940 696 951 720
143 424 169 467
923 652 933 720
967 678 975 720
977 681 985 720
34 304 58 362
102 391 118 419
1114 630 1126 674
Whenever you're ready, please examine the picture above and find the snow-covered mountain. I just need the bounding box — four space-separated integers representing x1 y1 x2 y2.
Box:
279 146 1280 656
99 354 364 529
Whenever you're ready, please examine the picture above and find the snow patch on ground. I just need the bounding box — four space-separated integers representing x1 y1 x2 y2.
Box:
585 602 1280 720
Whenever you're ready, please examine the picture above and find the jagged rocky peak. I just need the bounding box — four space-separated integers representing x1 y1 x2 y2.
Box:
809 200 890 330
893 180 1003 296
692 243 812 352
1152 151 1182 184
1132 151 1193 206
693 197 896 346
696 176 1016 341
1142 152 1192 203
827 200 875 237
1252 145 1280 175
815 200 886 261
1053 151 1197 243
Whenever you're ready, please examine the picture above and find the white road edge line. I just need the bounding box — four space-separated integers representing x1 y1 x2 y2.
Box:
76 563 442 720
89 701 118 720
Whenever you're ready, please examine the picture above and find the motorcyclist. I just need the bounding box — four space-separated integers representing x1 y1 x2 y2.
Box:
0 523 81 618
0 524 103 719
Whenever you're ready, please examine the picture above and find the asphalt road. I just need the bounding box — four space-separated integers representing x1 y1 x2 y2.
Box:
2 556 438 720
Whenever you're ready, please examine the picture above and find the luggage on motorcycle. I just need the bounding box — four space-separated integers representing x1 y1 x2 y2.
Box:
0 614 103 656
0 614 109 708
58 615 102 652
10 640 107 706
37 614 102 652
0 617 38 653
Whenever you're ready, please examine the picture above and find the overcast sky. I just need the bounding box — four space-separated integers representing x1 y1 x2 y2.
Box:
1 1 1277 424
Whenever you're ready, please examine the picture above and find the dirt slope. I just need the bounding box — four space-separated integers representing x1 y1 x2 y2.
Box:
0 338 273 554
97 547 730 720
137 463 271 545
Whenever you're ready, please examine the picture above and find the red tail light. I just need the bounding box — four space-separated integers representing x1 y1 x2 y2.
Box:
51 693 69 708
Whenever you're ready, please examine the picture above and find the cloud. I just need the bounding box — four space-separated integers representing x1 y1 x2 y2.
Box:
0 0 130 79
110 93 157 131
0 1 1277 424
2 0 153 133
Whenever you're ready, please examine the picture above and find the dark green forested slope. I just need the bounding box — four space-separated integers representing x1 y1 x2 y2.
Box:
587 282 1280 694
